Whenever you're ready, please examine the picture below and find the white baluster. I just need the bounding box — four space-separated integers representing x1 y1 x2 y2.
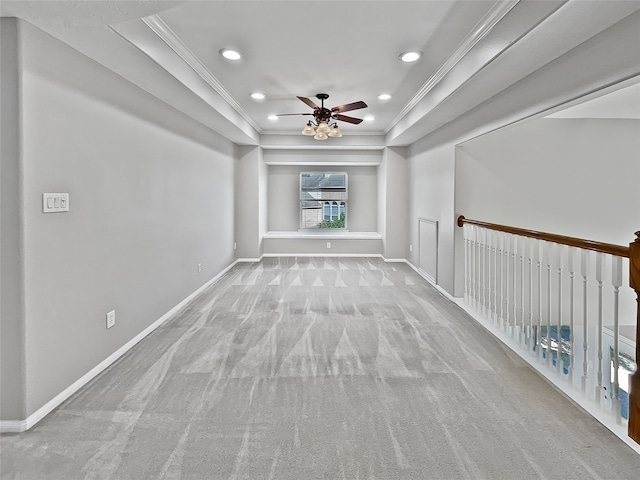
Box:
581 249 589 394
493 231 499 324
471 226 477 308
505 235 511 336
556 243 564 376
520 237 525 348
528 238 535 352
545 242 552 369
499 233 505 331
595 252 604 405
464 225 469 302
482 228 488 315
475 226 481 310
512 236 518 341
612 255 623 424
487 230 494 321
568 247 576 386
536 240 543 360
485 229 492 321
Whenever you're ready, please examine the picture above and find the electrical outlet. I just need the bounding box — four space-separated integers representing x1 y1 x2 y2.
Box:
409 244 413 252
198 263 202 273
106 310 116 329
233 242 237 250
327 242 331 249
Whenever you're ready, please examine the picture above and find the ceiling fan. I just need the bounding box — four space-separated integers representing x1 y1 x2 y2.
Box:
277 93 368 140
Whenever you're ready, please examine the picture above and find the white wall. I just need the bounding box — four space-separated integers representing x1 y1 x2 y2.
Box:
1 19 25 421
407 143 456 292
267 164 378 232
4 20 236 421
378 147 409 259
455 118 640 244
235 146 267 259
455 117 640 301
405 12 640 298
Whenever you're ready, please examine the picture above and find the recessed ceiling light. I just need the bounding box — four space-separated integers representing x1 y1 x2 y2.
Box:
399 51 421 63
268 115 278 121
219 48 242 61
364 115 375 122
377 94 392 100
251 92 266 100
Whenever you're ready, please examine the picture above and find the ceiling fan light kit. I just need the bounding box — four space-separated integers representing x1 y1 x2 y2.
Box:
328 124 342 137
278 93 368 140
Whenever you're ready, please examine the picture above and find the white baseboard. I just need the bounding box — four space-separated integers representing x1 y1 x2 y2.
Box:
236 256 264 262
403 260 458 303
0 420 27 433
262 253 383 258
0 259 239 434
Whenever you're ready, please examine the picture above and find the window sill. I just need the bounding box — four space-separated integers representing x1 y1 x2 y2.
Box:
264 231 381 240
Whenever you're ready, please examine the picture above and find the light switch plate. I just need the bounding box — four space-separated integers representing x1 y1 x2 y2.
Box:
106 310 116 329
43 193 69 213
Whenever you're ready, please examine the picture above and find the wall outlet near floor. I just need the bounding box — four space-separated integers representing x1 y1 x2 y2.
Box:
106 310 116 329
233 242 237 250
326 242 331 249
409 244 413 252
198 263 202 273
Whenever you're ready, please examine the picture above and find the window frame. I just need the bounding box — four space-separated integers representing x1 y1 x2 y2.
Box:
299 172 348 231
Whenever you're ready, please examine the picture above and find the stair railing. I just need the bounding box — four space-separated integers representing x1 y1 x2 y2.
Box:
457 215 639 445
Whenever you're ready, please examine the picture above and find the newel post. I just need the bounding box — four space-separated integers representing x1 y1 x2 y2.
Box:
629 231 640 443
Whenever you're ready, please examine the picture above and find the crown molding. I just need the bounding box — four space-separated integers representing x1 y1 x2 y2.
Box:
141 15 261 132
386 0 520 134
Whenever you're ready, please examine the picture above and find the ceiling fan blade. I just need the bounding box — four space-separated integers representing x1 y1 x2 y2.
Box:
297 96 319 109
333 114 363 125
331 101 367 113
276 113 313 116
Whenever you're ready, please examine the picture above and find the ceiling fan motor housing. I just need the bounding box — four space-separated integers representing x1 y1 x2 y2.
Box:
314 94 332 123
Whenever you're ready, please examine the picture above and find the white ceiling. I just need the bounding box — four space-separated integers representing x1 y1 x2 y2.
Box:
2 1 640 145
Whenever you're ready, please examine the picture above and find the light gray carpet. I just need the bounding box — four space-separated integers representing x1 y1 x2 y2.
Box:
2 257 639 479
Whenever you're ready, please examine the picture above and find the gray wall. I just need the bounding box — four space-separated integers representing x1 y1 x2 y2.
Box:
5 20 236 420
235 146 267 258
455 117 640 305
378 147 409 259
407 143 456 293
405 13 640 298
1 19 26 421
268 165 378 232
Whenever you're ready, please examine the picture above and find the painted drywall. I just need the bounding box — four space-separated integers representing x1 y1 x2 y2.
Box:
262 149 382 166
259 151 269 252
235 146 267 258
455 117 640 304
17 20 236 418
407 143 456 294
263 239 381 255
404 13 640 298
267 165 378 233
378 148 409 259
0 18 26 421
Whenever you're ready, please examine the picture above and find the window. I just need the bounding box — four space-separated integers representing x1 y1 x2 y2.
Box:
300 173 347 229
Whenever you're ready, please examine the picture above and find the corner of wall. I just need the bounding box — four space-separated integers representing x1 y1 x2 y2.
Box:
0 16 27 422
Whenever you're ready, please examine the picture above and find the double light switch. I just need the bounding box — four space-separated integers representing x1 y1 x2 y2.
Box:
42 193 69 213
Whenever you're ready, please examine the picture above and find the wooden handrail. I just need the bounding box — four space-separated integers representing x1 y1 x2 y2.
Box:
457 215 638 444
457 215 630 258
